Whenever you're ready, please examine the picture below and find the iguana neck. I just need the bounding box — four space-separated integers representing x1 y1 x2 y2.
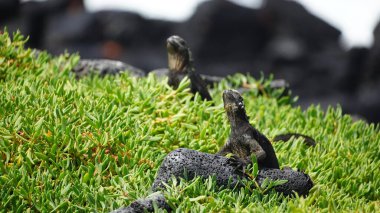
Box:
184 58 195 74
168 70 181 89
168 59 194 87
227 110 250 133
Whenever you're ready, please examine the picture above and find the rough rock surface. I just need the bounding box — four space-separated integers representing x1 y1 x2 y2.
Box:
257 168 313 196
152 148 245 191
110 192 170 213
152 148 313 196
112 148 313 212
72 59 145 77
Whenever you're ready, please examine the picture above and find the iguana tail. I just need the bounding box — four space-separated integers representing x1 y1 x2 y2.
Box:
272 133 317 147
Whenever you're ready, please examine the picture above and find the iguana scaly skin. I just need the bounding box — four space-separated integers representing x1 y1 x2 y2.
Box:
218 89 280 169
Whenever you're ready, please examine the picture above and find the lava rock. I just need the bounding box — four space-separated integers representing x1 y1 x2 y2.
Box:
179 0 270 76
2 0 71 48
0 0 20 21
366 20 380 81
257 0 347 98
346 19 380 122
152 148 313 196
257 168 313 196
354 81 380 122
72 59 145 78
344 47 370 93
113 148 313 212
111 192 171 213
152 148 244 191
260 0 341 49
43 12 101 56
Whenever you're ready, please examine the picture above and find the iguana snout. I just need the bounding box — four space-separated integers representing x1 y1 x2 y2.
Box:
223 89 245 113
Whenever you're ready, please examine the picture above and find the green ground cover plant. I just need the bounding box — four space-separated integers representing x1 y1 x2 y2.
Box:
0 31 379 212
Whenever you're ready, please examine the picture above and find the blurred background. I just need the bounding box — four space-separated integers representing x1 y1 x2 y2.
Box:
1 0 380 123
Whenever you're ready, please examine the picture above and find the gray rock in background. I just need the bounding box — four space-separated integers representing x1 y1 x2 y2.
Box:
72 59 145 77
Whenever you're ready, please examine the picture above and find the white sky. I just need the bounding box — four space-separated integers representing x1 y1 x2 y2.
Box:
84 0 380 48
295 0 380 48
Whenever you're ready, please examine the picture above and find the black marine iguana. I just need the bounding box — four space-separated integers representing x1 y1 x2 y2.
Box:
218 89 280 169
218 90 317 172
164 35 212 101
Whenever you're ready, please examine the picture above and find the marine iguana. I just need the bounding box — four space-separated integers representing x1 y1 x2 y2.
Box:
165 35 212 101
217 89 316 172
218 89 280 169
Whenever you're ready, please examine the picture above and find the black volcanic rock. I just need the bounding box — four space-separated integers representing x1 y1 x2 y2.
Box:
355 82 380 122
43 12 106 60
261 0 341 49
0 0 20 21
257 168 313 196
257 0 347 95
3 0 70 48
152 148 244 191
366 19 380 81
179 0 271 76
44 12 100 48
152 148 313 196
73 59 145 77
344 47 370 92
112 148 313 212
94 11 147 45
344 19 380 122
43 10 176 70
111 192 171 213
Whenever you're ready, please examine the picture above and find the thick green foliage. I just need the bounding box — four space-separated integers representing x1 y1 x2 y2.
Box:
0 31 379 212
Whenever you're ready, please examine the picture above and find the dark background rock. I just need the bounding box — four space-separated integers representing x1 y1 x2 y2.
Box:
367 20 380 81
0 0 20 22
178 0 272 76
1 0 379 122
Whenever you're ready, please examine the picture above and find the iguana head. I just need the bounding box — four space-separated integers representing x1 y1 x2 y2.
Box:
223 89 246 113
223 89 250 124
167 35 190 72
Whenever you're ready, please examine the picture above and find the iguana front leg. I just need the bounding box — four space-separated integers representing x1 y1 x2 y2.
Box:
244 137 267 162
